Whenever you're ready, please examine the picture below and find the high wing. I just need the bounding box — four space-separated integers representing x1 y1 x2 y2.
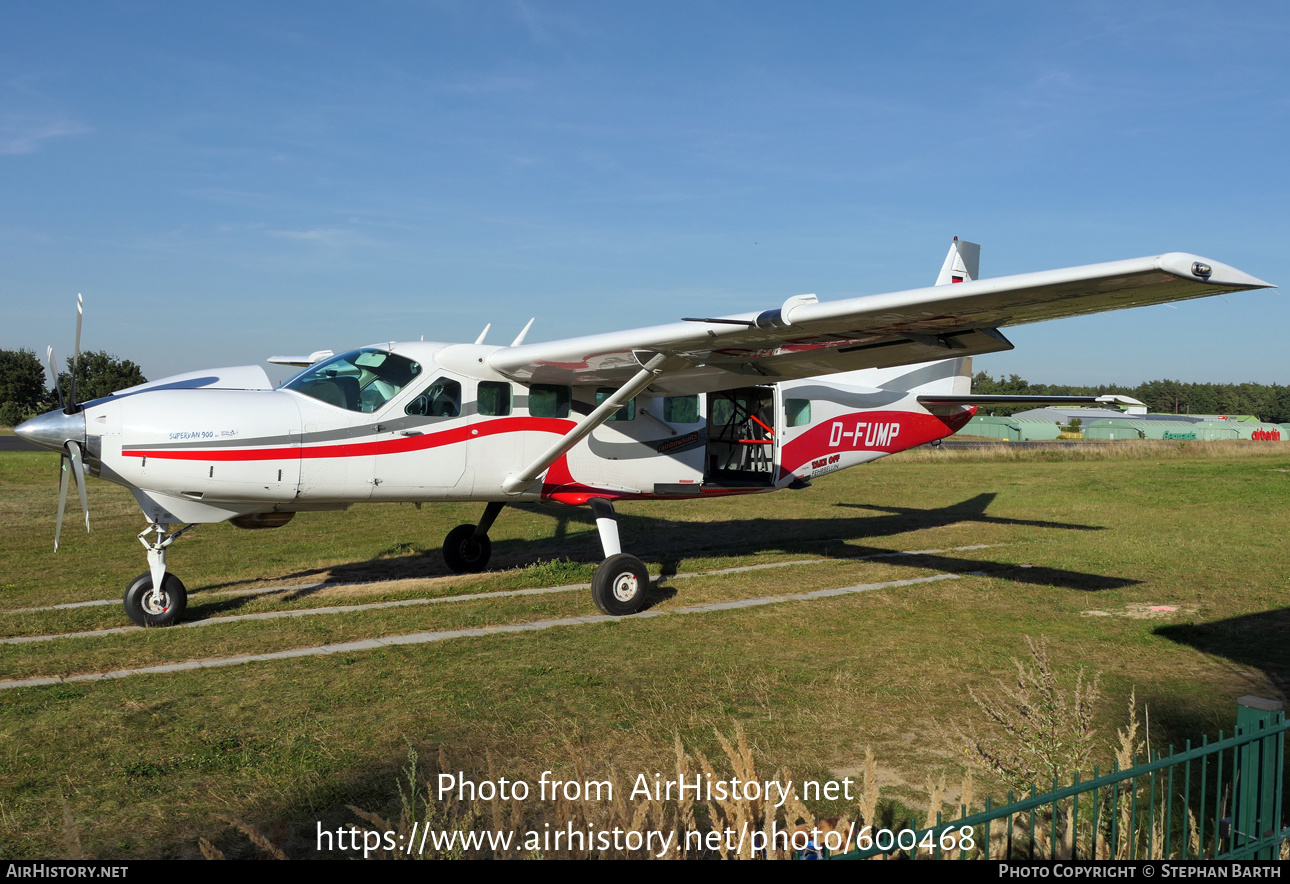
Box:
488 252 1272 395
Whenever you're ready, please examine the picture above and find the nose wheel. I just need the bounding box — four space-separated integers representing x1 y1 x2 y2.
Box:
123 572 188 627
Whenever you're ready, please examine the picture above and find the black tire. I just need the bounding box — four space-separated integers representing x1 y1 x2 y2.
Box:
591 553 651 616
442 524 492 573
123 572 187 627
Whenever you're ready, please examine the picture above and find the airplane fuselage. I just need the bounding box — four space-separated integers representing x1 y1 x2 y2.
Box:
67 342 972 526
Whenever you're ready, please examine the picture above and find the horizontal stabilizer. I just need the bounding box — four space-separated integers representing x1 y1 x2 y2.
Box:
268 350 335 367
917 394 1145 407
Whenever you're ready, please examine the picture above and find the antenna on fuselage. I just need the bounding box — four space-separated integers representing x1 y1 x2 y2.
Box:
474 323 491 345
510 318 535 347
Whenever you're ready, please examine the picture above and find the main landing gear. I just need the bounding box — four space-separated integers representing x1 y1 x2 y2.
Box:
440 498 652 616
442 502 504 573
587 498 651 616
123 522 194 627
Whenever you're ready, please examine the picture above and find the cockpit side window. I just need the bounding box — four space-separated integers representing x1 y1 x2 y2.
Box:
284 349 421 413
405 378 462 418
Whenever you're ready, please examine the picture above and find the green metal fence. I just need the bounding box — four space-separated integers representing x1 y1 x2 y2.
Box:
832 699 1289 861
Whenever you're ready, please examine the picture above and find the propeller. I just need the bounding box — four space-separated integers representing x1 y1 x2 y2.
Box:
37 295 91 550
69 292 83 413
54 439 90 551
47 346 64 411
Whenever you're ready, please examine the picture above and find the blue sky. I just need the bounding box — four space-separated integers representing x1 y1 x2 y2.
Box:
2 2 1287 386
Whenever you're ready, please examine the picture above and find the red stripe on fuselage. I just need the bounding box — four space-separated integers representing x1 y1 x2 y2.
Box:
121 416 579 461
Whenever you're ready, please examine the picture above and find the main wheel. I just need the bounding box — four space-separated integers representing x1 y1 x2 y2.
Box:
442 524 492 573
123 572 188 627
590 553 651 616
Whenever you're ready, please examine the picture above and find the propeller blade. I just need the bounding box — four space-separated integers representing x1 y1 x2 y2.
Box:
55 453 70 551
47 346 65 411
67 440 90 533
70 293 83 410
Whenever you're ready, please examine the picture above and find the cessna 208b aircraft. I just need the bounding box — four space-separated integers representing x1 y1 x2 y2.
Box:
15 241 1274 626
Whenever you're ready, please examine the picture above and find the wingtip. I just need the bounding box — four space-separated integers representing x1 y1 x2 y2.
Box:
1157 253 1275 291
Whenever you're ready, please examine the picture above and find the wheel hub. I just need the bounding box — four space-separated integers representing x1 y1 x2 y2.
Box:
611 572 638 602
142 588 169 615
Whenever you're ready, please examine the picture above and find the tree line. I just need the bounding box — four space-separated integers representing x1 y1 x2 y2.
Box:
0 348 146 426
972 372 1290 423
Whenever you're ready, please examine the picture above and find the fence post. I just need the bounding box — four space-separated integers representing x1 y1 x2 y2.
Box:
1234 695 1284 859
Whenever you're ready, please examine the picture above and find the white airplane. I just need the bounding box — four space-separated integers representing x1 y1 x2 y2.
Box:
16 241 1273 626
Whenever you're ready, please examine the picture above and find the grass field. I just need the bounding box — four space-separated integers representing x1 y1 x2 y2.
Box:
1 442 1288 858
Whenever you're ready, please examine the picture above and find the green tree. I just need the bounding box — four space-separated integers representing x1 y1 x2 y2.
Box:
0 348 47 425
57 351 146 403
970 372 1290 422
971 372 1036 415
1270 387 1290 424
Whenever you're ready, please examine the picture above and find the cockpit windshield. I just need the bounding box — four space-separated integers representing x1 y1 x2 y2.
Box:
283 348 422 413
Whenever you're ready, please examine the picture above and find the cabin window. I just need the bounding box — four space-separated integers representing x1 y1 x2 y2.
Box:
785 398 811 428
595 388 636 422
711 397 736 428
529 384 571 419
405 378 461 418
663 395 700 424
478 381 512 417
284 348 421 413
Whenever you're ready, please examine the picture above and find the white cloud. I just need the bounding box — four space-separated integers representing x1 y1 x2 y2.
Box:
0 116 90 155
265 227 375 249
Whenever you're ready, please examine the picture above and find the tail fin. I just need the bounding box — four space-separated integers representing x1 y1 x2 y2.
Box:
935 237 980 286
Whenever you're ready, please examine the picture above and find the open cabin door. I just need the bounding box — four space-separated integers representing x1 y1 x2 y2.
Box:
704 386 777 487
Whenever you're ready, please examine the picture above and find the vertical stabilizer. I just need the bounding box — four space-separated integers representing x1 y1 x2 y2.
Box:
935 237 981 286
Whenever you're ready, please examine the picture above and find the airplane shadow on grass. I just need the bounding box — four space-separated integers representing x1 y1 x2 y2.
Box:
190 492 1138 616
1090 612 1290 755
1156 610 1290 700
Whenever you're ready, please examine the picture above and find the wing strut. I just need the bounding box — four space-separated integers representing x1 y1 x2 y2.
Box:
500 351 686 494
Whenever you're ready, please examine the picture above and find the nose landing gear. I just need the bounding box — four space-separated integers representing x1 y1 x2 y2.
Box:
123 522 193 627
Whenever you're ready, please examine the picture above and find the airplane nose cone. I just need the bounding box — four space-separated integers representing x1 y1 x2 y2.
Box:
14 409 86 453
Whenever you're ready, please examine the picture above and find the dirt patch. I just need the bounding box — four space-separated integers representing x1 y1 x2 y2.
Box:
1081 603 1196 620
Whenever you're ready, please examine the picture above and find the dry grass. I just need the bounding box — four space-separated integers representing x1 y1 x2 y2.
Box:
892 439 1285 463
959 636 1101 795
216 727 932 860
